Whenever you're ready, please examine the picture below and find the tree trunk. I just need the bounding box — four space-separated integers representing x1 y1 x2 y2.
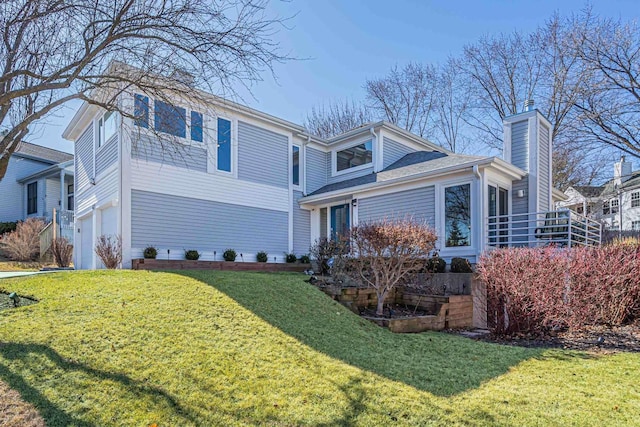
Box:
376 290 387 316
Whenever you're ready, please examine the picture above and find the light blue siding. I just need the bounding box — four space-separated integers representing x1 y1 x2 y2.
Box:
293 190 310 255
511 120 529 171
306 147 327 193
0 157 49 222
131 134 207 172
358 186 436 227
96 133 118 176
131 190 288 253
511 177 530 245
75 125 94 192
237 121 288 188
538 124 550 212
383 137 416 168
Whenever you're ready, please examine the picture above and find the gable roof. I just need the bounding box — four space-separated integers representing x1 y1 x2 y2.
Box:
572 185 604 198
15 142 73 164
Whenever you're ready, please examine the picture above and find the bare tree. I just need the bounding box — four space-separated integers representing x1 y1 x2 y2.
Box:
0 0 290 179
364 62 438 138
303 99 371 139
346 217 437 316
573 15 640 158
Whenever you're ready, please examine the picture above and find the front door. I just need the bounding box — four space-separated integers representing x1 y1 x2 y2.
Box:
330 204 350 240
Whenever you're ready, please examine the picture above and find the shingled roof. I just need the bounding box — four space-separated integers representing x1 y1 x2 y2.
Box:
15 141 73 164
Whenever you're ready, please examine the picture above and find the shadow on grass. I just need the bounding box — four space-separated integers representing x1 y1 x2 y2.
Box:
178 270 558 397
0 342 197 426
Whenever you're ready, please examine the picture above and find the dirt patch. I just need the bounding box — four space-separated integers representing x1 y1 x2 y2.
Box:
457 321 640 354
0 380 45 427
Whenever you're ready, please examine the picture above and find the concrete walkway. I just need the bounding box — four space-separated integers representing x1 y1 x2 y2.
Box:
0 271 55 279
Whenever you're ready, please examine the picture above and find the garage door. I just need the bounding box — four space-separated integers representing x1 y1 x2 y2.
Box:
101 206 118 237
80 217 93 270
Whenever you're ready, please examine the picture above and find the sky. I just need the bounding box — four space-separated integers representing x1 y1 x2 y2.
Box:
29 0 640 155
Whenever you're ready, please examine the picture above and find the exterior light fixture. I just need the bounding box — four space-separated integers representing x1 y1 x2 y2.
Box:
8 292 19 307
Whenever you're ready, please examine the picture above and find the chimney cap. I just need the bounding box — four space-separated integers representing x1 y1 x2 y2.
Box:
524 99 535 112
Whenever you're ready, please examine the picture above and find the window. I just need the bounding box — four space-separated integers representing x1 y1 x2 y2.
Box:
632 192 640 208
67 184 74 211
576 205 584 214
217 118 231 172
611 199 619 214
191 111 203 142
603 200 610 215
154 100 186 138
633 221 640 231
27 182 37 215
336 140 372 172
134 94 149 128
444 183 471 247
292 145 300 186
98 111 117 148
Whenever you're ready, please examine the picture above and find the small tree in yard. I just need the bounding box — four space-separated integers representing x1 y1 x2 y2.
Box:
95 235 122 269
0 218 45 261
347 218 438 316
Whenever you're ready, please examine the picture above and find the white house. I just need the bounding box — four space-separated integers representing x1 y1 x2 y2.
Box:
63 77 591 269
560 156 640 233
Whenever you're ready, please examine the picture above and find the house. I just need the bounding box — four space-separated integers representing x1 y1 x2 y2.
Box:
0 142 74 239
559 156 640 233
62 78 593 269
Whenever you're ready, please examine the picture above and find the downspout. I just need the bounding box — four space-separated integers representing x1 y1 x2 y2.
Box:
303 134 310 196
473 165 483 256
370 127 378 172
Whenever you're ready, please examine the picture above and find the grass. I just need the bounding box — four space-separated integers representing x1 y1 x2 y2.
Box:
0 270 638 426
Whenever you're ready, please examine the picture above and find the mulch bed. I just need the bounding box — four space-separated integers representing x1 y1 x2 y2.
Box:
359 303 430 318
457 321 640 353
0 293 37 311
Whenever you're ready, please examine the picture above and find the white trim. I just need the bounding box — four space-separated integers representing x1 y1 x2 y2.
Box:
436 178 476 256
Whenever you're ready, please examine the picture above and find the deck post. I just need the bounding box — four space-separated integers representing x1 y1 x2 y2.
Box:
52 208 57 240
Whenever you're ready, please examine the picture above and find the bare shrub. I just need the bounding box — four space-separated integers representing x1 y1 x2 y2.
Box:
0 218 45 261
346 217 438 316
50 237 73 268
95 235 122 269
309 237 349 276
477 245 640 335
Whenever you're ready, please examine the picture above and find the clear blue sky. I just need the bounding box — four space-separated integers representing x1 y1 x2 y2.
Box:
31 0 639 154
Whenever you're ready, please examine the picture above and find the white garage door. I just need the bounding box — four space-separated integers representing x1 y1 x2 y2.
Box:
101 206 118 238
80 217 93 270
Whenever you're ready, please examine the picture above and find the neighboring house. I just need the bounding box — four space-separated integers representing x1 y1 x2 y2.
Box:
560 156 640 232
0 142 74 235
63 79 581 269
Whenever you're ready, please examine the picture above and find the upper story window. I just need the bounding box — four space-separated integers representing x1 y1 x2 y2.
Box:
67 184 74 211
444 183 471 247
611 199 620 214
633 220 640 231
292 145 300 186
217 117 232 172
632 191 640 208
98 110 117 148
603 200 610 215
154 100 186 138
336 140 372 172
133 94 203 143
27 182 37 215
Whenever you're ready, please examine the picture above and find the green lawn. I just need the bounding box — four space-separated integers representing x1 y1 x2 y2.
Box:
0 270 638 426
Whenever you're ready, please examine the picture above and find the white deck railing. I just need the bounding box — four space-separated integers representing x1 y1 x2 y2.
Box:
485 209 602 248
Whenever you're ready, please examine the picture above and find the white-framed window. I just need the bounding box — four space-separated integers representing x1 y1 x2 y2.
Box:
216 117 232 173
632 191 640 208
632 220 640 231
333 139 373 175
444 182 472 248
27 181 37 215
611 199 620 214
292 145 300 186
97 110 117 148
132 93 203 143
603 200 611 215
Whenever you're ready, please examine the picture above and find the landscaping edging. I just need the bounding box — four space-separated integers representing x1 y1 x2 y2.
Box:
132 259 311 272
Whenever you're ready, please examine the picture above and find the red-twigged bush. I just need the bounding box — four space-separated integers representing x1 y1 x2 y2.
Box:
94 234 122 269
51 237 73 268
0 218 45 261
477 245 640 335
